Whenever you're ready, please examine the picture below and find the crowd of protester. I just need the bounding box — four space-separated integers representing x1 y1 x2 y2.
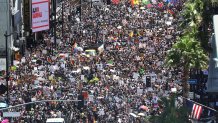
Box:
0 0 184 122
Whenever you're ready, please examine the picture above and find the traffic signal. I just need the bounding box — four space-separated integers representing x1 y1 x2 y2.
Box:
76 7 81 14
0 84 7 95
146 76 151 87
77 94 84 110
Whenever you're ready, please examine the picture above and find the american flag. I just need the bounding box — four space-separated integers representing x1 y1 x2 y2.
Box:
112 0 120 4
191 104 203 120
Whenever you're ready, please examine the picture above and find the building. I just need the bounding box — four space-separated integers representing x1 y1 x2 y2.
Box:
206 15 218 110
0 0 24 71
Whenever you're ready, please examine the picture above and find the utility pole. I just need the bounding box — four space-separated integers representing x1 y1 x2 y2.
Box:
0 99 81 111
62 0 64 38
53 0 57 48
80 0 82 21
4 31 9 104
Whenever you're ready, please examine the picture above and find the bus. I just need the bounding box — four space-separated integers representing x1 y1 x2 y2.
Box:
46 118 65 123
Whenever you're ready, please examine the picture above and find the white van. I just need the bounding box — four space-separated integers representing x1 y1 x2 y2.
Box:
46 118 65 123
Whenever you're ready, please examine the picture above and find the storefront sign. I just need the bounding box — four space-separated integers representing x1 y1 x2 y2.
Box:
188 79 197 84
32 0 49 32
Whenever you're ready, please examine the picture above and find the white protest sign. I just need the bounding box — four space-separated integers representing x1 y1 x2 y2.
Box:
133 72 139 80
96 64 103 70
171 88 177 93
42 50 47 54
81 75 84 80
3 112 20 117
89 94 94 102
137 88 143 95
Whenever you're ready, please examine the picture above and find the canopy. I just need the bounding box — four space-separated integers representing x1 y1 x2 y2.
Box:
138 113 146 116
0 102 7 108
75 47 83 52
129 113 139 118
139 105 149 110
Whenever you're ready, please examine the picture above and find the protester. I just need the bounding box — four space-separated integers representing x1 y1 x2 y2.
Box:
0 0 184 122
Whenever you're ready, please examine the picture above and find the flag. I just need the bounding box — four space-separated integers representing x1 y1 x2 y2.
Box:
142 0 150 5
112 0 120 4
167 9 175 15
131 0 139 6
147 4 153 8
129 31 134 37
98 44 104 53
158 2 164 8
191 103 203 120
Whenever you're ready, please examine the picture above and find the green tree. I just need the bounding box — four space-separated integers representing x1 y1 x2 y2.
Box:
150 95 189 123
180 0 203 29
209 0 218 6
180 0 218 52
165 34 208 98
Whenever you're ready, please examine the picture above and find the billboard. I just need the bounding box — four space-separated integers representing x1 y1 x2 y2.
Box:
32 0 49 32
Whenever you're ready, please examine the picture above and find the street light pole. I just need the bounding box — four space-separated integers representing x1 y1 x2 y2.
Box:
53 0 57 48
62 0 64 38
80 0 82 21
4 31 10 104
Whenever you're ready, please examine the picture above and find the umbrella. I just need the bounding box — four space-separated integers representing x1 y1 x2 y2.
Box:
147 87 154 92
76 47 83 52
37 77 46 81
140 7 145 10
165 35 173 39
97 96 104 99
139 105 149 110
113 42 121 46
129 113 139 118
67 93 74 96
1 119 9 123
117 25 122 29
138 113 146 116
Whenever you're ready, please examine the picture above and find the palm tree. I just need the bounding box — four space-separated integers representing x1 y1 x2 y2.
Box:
150 95 189 123
180 0 203 29
179 0 215 52
165 34 208 98
209 0 218 6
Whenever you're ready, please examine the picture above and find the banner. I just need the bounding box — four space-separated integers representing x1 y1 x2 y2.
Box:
32 0 49 32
